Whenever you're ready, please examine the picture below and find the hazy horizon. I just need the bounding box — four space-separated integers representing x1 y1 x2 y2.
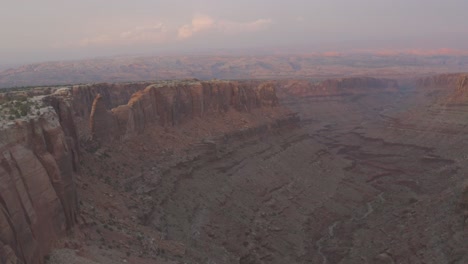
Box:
2 0 468 65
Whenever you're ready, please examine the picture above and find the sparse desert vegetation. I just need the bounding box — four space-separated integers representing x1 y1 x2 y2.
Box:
0 96 44 121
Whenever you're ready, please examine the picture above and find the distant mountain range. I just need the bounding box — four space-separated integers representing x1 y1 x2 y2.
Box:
2 54 468 88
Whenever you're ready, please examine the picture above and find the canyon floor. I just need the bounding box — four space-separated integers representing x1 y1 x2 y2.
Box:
45 82 467 264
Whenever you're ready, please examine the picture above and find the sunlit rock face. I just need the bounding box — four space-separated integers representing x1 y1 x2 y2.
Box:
88 80 280 142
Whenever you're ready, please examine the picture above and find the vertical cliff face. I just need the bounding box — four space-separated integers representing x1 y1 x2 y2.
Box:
71 82 150 118
417 73 468 88
456 74 468 92
0 80 288 263
416 73 468 103
0 98 79 264
89 80 280 142
277 77 400 99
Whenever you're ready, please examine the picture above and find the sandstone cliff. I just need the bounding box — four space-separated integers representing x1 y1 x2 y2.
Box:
71 82 151 119
277 77 399 99
417 73 468 103
417 73 468 88
0 96 79 264
0 79 290 263
89 80 280 142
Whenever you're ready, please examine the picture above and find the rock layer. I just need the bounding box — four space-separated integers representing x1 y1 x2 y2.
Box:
417 73 468 103
417 73 468 88
0 101 79 264
0 79 286 263
71 82 150 119
89 80 280 142
277 77 399 99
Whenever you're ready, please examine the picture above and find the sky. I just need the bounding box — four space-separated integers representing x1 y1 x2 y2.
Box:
1 0 468 65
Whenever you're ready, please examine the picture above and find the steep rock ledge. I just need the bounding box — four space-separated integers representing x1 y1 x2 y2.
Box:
0 79 293 263
417 73 468 89
416 73 468 103
0 97 79 264
71 82 151 119
89 80 281 142
277 77 400 99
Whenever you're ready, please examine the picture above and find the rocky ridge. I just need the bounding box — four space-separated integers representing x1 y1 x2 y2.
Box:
2 75 467 263
277 77 399 99
2 54 468 88
88 81 280 142
0 97 79 264
0 80 292 264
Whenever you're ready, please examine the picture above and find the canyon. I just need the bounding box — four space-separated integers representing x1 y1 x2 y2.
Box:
0 75 467 264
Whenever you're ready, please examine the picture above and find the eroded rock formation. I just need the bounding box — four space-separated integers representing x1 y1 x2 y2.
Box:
71 82 151 119
0 102 79 264
0 79 287 263
277 77 399 99
417 73 468 88
417 73 468 103
89 80 280 142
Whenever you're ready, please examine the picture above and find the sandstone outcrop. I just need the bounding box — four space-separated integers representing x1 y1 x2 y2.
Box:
456 74 468 91
0 79 289 263
0 97 79 264
3 73 467 263
417 73 468 103
89 93 115 141
417 73 468 88
277 77 399 99
89 80 280 142
71 82 150 119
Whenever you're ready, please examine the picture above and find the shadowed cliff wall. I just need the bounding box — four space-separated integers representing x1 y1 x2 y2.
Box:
0 99 79 264
89 80 280 142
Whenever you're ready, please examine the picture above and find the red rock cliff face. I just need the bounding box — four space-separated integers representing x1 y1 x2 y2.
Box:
71 82 150 118
0 80 286 263
417 73 468 102
89 80 280 141
0 98 79 264
417 73 468 88
277 77 399 99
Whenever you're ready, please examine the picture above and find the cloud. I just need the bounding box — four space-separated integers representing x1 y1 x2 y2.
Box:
79 23 169 47
119 23 168 43
218 18 272 34
74 15 272 47
178 15 215 39
178 15 272 39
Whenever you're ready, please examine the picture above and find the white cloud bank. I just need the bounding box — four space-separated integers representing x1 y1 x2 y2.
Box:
79 23 169 47
177 15 273 39
76 15 272 47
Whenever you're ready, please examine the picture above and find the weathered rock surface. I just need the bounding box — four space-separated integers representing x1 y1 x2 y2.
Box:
2 74 467 264
69 75 468 263
417 73 468 88
0 101 79 264
277 77 399 99
89 80 280 142
416 73 468 104
0 79 288 263
71 82 151 119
